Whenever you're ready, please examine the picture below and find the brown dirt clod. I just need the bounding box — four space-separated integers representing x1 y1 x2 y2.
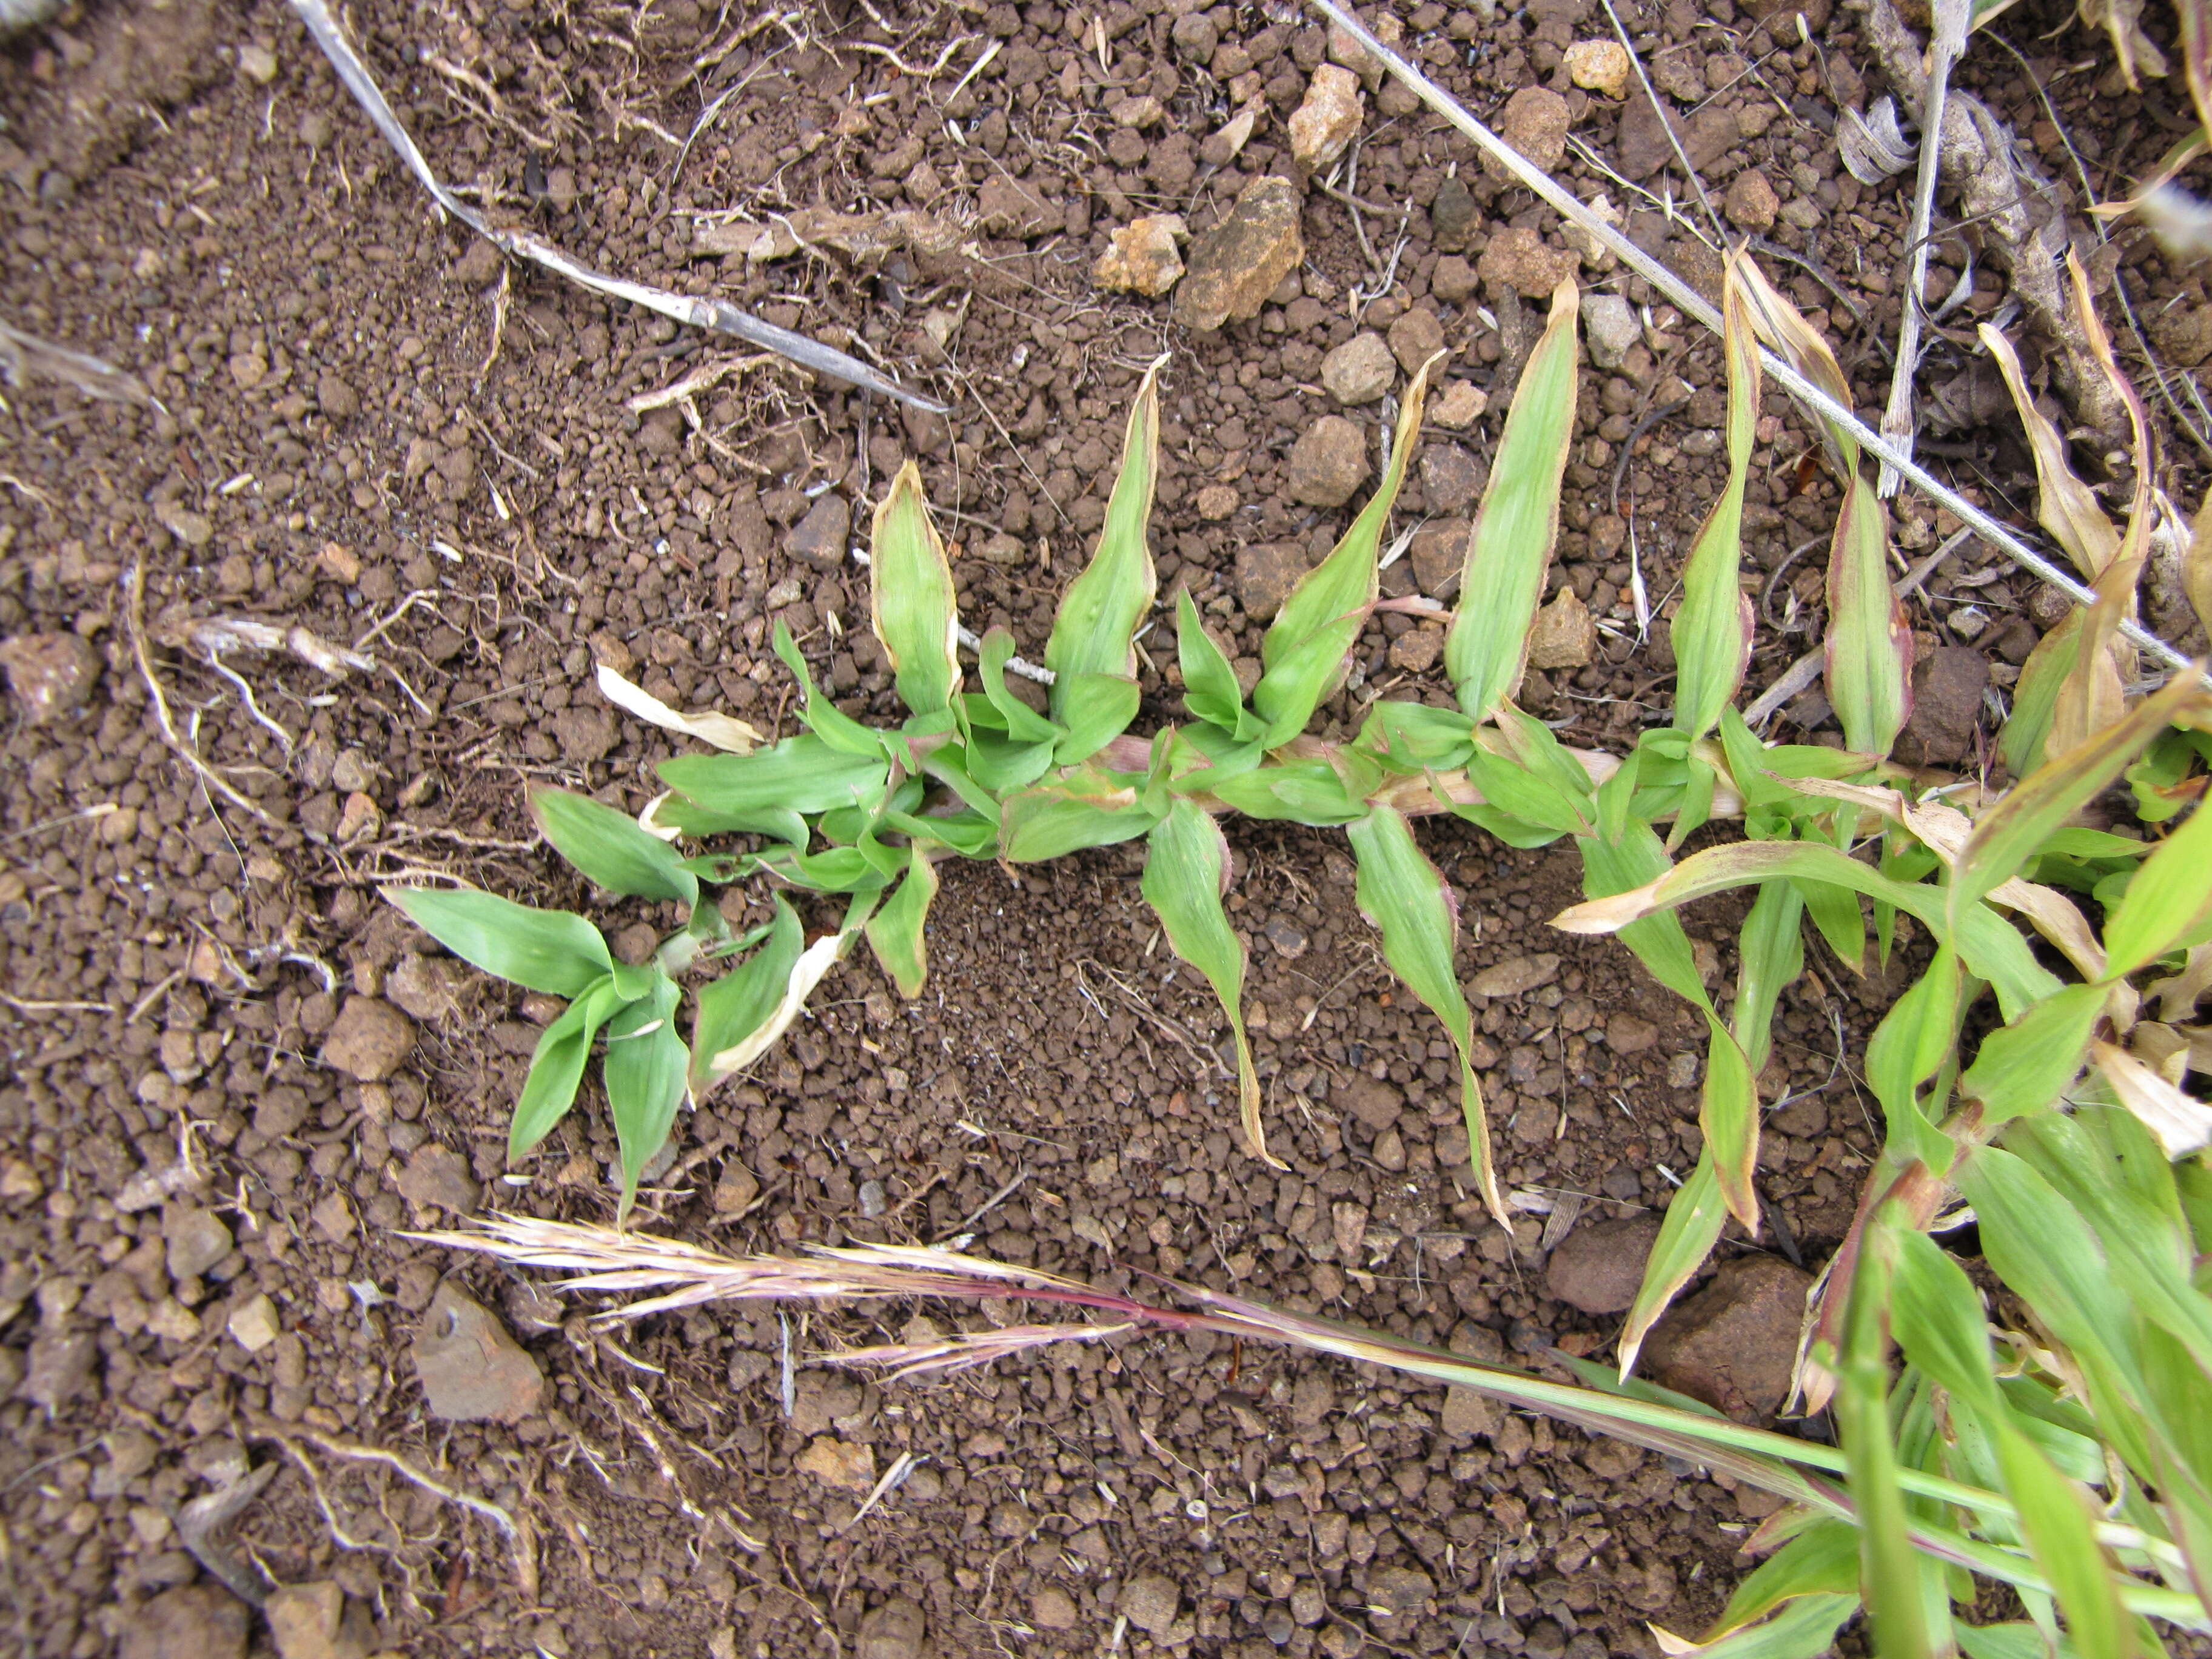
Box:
1643 1255 1816 1421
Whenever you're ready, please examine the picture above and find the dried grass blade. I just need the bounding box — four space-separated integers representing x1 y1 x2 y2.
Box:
2051 253 2152 752
0 317 156 406
1979 324 2122 580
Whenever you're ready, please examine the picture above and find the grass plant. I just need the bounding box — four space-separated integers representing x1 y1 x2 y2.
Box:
398 247 2212 1655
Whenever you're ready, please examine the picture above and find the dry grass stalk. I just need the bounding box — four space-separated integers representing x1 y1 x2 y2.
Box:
286 0 945 415
1299 0 2200 685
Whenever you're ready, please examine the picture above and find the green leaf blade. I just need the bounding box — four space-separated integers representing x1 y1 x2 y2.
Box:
1838 1213 1932 1659
383 885 614 999
2098 797 2212 980
690 899 804 1094
1345 805 1507 1228
1141 799 1275 1167
659 737 890 819
1671 255 1761 740
1446 281 1581 722
864 846 939 999
1620 1152 1728 1372
1177 588 1251 734
1252 359 1441 745
1045 358 1163 718
510 976 627 1158
529 786 700 907
1957 982 2105 1125
998 766 1162 861
605 971 688 1223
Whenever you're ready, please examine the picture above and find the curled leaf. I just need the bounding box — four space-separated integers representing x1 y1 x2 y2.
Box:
597 663 762 752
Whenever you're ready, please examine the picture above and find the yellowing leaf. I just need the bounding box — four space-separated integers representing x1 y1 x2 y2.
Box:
2094 1039 2212 1156
1979 323 2122 581
1954 669 2210 916
1823 471 1912 760
870 461 961 718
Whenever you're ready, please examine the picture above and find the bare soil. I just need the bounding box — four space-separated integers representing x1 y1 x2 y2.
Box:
1 0 2201 1654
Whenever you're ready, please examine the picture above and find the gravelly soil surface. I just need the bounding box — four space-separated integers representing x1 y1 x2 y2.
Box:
2 0 2204 1654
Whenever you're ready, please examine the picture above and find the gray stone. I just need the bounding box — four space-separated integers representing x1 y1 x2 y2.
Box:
265 1581 368 1659
1529 588 1596 669
1617 88 1677 180
1496 85 1569 172
0 632 99 723
789 494 851 571
394 1142 479 1218
1320 331 1395 405
22 1329 97 1412
1368 1565 1435 1617
1287 415 1370 508
1645 1255 1814 1422
1387 307 1446 376
1606 1010 1659 1053
1409 520 1470 598
1470 953 1561 999
1235 543 1314 621
1289 64 1364 171
121 1586 248 1659
1418 443 1484 514
1120 1573 1182 1637
1441 1385 1499 1440
412 1281 545 1423
1477 227 1575 298
164 1205 233 1281
385 953 474 1024
857 1595 928 1659
1431 173 1476 250
1896 645 1988 766
1584 292 1640 371
1342 1074 1402 1131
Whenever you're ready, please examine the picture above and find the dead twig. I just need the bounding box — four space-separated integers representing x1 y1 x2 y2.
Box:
256 1426 538 1600
1877 0 1969 496
126 565 273 824
0 316 157 407
174 1463 279 1607
286 0 944 414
